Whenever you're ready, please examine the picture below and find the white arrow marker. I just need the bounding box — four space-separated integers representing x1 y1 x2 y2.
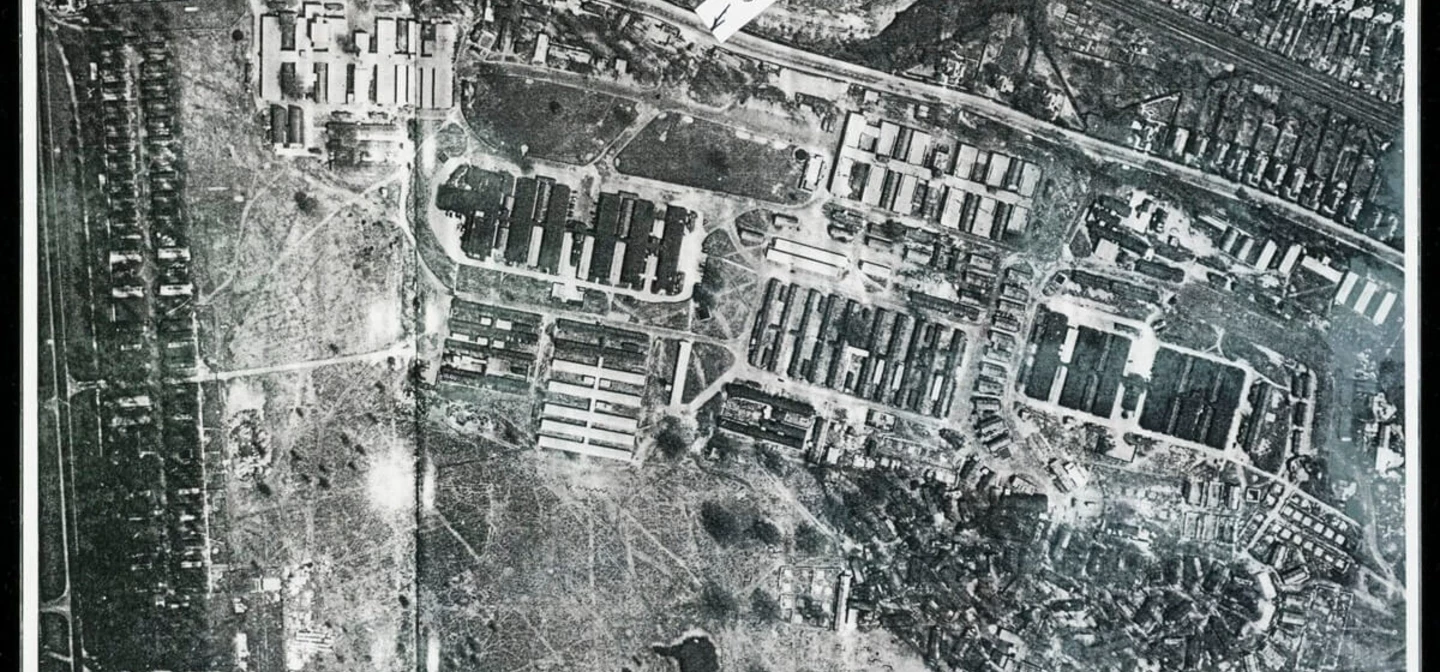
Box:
694 0 779 42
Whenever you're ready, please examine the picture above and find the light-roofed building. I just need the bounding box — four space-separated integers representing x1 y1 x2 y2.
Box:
256 4 456 156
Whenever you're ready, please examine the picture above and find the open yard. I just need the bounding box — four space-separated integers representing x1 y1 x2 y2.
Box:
616 114 810 205
454 265 611 315
693 261 761 342
462 70 638 165
612 294 694 331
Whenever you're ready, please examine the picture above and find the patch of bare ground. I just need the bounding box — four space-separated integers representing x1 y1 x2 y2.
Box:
174 26 414 372
221 360 417 672
418 419 921 671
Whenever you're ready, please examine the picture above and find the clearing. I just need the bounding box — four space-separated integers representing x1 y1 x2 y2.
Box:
462 70 638 165
418 421 928 672
615 114 810 205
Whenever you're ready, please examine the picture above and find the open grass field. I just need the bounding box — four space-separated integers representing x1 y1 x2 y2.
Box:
171 25 425 670
418 422 926 672
208 192 414 368
37 406 67 603
616 114 810 205
463 71 638 165
682 342 737 405
220 361 417 672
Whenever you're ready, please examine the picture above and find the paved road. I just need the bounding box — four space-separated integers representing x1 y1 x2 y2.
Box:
37 20 93 672
1084 0 1402 132
596 0 1404 271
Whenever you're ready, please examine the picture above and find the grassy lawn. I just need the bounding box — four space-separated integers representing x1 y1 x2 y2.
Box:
612 294 692 331
38 405 67 602
682 342 735 405
463 71 637 165
616 114 810 205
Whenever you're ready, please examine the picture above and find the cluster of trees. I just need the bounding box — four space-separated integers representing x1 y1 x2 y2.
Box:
655 417 693 460
694 580 786 626
698 500 789 549
294 191 320 215
692 258 726 317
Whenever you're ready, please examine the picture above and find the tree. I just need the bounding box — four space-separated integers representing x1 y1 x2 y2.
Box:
756 445 787 475
748 518 782 546
700 501 741 545
796 597 827 624
879 218 909 241
703 148 731 176
656 420 692 460
294 191 320 215
795 523 827 555
610 105 637 126
706 432 738 462
692 258 725 317
750 589 781 622
698 581 737 622
279 61 306 100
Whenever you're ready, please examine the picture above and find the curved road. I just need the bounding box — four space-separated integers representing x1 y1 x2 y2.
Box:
597 0 1404 271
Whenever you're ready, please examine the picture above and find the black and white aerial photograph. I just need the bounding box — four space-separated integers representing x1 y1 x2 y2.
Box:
22 0 1418 670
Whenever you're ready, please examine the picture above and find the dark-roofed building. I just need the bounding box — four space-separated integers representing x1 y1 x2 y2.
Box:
505 177 542 264
286 105 305 146
269 105 287 145
719 382 817 450
536 181 571 273
587 192 624 283
1134 259 1185 283
589 191 661 288
618 198 656 289
652 205 690 295
436 166 512 260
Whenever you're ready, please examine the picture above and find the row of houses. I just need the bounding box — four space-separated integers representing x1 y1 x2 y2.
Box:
538 320 651 462
828 112 1041 241
258 7 456 109
82 36 214 668
256 5 455 158
438 300 542 393
1140 101 1399 244
1200 215 1400 327
748 279 966 419
451 169 695 298
717 382 820 452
